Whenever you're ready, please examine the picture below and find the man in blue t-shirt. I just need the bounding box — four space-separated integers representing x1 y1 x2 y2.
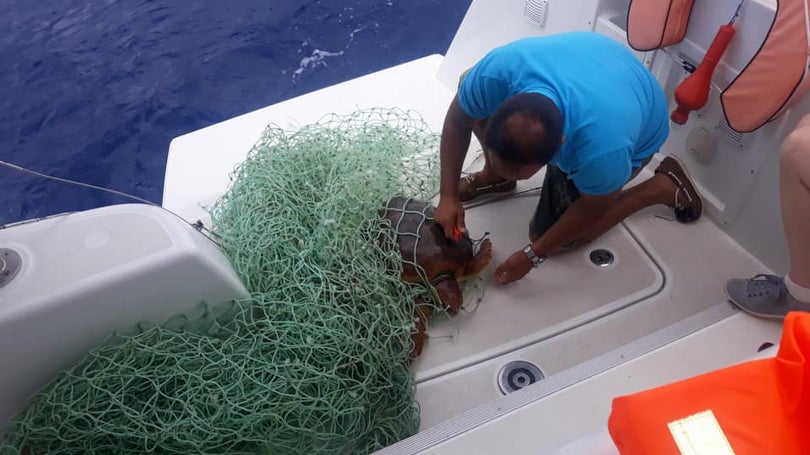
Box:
435 31 702 285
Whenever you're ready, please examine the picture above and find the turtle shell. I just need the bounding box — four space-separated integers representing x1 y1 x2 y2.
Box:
382 196 492 314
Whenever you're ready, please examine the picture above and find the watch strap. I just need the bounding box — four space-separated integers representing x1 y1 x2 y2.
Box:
523 244 547 268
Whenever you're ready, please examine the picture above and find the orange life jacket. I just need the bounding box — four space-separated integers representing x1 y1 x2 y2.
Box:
608 311 810 454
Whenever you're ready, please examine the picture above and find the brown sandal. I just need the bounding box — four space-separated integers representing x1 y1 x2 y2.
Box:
458 172 516 203
655 156 703 223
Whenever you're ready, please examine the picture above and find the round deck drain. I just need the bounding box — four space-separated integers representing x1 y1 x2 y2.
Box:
589 249 615 267
497 360 544 395
0 248 22 289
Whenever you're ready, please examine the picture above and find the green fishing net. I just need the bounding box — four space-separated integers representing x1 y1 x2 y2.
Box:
1 108 441 454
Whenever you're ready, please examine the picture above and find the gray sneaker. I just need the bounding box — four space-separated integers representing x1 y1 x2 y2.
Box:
725 274 810 319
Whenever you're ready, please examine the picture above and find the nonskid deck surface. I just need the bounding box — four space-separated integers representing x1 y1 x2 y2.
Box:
412 170 662 380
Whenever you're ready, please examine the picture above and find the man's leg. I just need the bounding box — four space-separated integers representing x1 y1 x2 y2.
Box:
557 170 678 247
471 119 499 181
457 119 516 202
530 156 693 251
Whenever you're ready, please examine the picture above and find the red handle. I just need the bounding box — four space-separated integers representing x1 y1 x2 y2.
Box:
452 225 462 242
671 23 736 124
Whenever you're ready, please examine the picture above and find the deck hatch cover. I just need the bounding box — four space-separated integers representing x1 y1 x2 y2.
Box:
0 248 22 289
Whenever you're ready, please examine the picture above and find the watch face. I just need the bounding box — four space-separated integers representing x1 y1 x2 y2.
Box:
523 245 543 267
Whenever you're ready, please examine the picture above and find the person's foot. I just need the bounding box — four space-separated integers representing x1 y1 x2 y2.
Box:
725 274 810 319
654 156 702 223
458 171 516 204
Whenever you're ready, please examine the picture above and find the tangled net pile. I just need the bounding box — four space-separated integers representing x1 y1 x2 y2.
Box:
1 108 441 454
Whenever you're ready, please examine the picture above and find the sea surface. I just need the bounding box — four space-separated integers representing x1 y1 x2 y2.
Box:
0 0 471 224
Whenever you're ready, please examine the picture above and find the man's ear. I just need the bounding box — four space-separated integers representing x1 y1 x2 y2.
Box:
560 136 566 144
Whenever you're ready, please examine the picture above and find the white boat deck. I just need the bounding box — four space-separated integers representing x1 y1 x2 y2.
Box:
163 54 784 452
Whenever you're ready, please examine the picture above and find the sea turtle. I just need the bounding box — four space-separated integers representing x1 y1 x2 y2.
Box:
382 196 493 357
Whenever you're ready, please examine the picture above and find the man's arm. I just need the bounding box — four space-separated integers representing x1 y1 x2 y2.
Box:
531 191 620 257
435 95 476 238
494 191 620 284
439 95 475 200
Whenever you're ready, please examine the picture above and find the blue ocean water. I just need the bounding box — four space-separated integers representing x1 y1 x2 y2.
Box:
0 0 471 225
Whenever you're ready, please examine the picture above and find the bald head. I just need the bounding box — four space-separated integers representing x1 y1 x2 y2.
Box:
484 93 563 165
502 113 549 162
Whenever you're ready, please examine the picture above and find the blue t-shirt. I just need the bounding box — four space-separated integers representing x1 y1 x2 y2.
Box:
458 32 669 195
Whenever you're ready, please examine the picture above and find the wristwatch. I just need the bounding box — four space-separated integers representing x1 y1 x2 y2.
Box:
523 244 547 268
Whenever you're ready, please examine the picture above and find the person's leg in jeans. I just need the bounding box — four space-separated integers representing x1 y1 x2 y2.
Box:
726 115 810 317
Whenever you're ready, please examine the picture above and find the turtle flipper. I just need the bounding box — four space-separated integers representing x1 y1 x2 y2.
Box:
410 298 432 360
434 278 463 315
461 238 492 279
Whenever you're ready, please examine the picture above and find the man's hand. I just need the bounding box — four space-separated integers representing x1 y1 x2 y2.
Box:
494 249 533 284
435 198 466 240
